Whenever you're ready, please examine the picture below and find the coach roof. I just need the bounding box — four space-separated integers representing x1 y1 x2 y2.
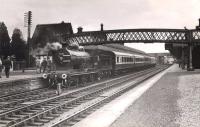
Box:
84 44 149 56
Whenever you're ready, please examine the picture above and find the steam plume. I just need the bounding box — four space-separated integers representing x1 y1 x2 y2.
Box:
31 42 62 56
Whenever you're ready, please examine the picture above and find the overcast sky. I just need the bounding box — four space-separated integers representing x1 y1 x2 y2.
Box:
1 0 200 53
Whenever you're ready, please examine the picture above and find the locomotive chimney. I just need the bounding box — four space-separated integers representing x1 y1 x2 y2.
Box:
77 27 83 33
100 23 104 31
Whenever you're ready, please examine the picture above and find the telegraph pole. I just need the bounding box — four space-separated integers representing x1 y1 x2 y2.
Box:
24 11 32 67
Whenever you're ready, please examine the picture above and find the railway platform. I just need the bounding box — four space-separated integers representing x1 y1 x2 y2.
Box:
0 70 43 96
0 70 42 83
73 64 200 127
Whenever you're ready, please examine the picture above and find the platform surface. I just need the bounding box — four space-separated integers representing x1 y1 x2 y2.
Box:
0 70 42 84
0 70 44 96
73 64 200 127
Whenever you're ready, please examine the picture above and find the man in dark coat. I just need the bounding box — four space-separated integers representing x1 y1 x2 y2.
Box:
41 58 47 73
3 57 12 78
47 57 52 72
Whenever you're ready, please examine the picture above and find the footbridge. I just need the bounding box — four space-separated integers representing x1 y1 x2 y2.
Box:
63 26 200 71
63 28 200 45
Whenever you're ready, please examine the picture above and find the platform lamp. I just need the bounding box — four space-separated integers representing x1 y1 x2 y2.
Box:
24 11 32 67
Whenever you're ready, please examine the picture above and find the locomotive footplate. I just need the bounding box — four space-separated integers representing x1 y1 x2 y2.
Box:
42 71 98 88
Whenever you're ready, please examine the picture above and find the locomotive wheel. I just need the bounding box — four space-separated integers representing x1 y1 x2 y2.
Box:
62 79 67 87
97 72 102 80
89 74 95 82
69 77 78 87
82 75 88 86
108 71 112 77
104 71 107 78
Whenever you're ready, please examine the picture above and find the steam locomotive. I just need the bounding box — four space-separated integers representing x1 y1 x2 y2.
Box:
42 44 156 87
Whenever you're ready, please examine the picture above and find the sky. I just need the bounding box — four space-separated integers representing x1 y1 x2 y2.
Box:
1 0 200 53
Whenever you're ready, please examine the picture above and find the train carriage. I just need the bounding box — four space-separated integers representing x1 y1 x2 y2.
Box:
85 44 156 75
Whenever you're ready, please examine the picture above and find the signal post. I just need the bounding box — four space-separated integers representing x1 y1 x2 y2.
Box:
24 11 32 67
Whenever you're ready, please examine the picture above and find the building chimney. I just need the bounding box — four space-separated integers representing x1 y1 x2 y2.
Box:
77 27 83 33
196 19 200 30
100 23 104 31
199 18 200 26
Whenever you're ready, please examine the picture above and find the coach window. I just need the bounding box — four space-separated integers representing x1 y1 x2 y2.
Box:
117 57 119 63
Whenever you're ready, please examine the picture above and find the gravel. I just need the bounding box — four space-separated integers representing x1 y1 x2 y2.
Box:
110 65 200 127
176 72 200 127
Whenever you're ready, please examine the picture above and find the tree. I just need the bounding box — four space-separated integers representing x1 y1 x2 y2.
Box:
11 28 26 60
0 22 11 57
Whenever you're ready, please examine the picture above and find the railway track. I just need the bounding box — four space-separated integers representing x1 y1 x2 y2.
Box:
0 71 116 113
49 65 169 127
0 87 58 114
0 88 49 101
0 65 169 127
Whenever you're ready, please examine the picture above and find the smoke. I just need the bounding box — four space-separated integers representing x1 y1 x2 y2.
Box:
31 42 62 56
46 42 62 51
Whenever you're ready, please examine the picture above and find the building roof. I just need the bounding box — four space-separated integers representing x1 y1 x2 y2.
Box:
31 22 73 49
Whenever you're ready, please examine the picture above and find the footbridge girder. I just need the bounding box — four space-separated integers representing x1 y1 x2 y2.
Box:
62 29 200 46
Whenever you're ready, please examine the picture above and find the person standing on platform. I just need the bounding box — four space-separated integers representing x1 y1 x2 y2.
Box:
178 59 181 68
3 56 12 78
51 60 56 72
0 58 3 78
36 57 41 73
41 57 47 73
47 57 52 73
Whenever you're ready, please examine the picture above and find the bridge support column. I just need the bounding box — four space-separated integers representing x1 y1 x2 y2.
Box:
181 47 185 69
187 44 194 71
187 30 194 71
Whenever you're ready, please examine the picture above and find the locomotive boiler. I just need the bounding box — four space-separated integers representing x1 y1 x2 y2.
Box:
50 47 90 70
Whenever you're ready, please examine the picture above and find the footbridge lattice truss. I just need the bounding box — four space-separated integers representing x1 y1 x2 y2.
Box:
62 29 200 45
